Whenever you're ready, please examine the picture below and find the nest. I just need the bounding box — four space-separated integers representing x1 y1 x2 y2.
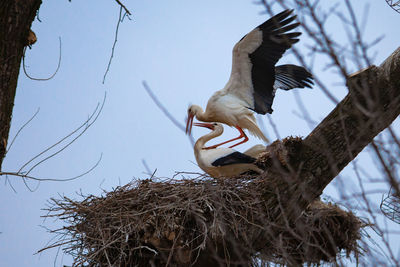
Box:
44 182 361 266
42 138 362 266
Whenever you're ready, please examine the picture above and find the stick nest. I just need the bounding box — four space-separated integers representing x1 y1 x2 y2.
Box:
43 138 362 266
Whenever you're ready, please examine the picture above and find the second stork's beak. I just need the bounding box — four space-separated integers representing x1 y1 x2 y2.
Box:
185 113 194 135
193 122 214 130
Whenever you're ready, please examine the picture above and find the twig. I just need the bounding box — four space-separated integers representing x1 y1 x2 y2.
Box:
18 93 106 175
4 175 17 193
141 159 152 175
0 153 102 182
292 90 317 129
23 37 62 81
102 6 132 84
267 116 281 140
6 108 40 154
114 0 132 15
142 81 195 146
1 93 106 189
36 9 42 22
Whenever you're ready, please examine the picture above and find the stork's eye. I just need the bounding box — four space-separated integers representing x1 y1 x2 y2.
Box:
213 123 217 126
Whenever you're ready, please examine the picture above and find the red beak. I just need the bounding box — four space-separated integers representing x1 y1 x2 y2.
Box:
185 113 194 135
193 122 214 130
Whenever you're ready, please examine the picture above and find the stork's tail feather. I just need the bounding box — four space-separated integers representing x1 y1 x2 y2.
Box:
251 128 270 144
274 64 314 90
244 119 270 144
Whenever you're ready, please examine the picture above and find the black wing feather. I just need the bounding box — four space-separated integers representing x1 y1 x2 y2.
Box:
248 9 301 114
211 152 256 167
275 64 314 90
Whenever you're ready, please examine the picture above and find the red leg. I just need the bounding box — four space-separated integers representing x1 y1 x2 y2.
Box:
204 126 247 149
228 130 249 148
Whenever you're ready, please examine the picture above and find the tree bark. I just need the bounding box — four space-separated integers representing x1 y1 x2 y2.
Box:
264 47 400 221
0 0 42 170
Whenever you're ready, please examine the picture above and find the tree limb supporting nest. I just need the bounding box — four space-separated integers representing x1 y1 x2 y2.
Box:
42 47 400 266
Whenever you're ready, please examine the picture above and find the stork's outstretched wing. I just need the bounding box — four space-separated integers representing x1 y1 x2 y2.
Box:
225 9 302 114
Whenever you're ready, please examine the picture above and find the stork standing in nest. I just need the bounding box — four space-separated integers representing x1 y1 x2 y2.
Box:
193 122 264 178
186 9 313 148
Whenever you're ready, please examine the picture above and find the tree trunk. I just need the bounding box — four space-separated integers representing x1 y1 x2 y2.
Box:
0 0 42 170
264 47 400 222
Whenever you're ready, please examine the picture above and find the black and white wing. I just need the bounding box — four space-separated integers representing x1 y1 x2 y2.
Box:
211 152 256 167
225 9 301 114
274 64 313 90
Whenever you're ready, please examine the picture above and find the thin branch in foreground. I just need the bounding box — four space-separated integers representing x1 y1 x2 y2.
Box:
142 81 195 146
17 93 106 175
102 6 132 84
385 0 400 14
6 107 40 154
23 37 62 81
141 160 157 180
4 175 17 193
0 93 106 189
266 116 281 140
0 153 102 182
141 159 151 175
36 8 42 23
292 90 318 130
115 0 132 15
24 97 104 176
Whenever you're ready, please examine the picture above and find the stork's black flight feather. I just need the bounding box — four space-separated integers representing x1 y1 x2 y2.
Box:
275 64 314 90
239 9 307 114
211 152 256 167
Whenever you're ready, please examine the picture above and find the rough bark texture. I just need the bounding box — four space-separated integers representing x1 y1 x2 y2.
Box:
271 47 400 221
0 0 42 170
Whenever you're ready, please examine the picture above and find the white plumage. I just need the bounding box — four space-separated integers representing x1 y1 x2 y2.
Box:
186 9 313 149
193 122 264 178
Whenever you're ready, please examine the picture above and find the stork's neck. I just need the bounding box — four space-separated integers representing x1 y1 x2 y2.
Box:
191 105 209 122
194 128 223 150
195 111 208 122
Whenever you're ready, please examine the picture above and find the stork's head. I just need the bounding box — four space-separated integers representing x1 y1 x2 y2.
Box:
186 105 203 135
193 122 223 134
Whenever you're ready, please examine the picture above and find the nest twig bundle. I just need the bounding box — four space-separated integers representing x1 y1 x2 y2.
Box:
41 138 362 266
43 181 361 266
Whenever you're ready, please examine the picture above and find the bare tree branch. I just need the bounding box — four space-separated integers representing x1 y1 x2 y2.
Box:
114 0 132 16
103 6 132 84
22 37 62 81
17 93 105 175
1 93 106 188
6 107 40 154
142 81 195 146
0 153 102 182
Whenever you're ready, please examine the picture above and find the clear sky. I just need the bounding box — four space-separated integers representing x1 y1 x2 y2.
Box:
0 1 399 266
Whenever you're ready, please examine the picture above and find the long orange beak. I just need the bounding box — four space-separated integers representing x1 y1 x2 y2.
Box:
185 113 194 135
193 122 214 130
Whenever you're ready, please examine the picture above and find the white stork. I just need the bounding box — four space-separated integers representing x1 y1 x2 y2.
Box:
186 9 313 148
193 122 264 178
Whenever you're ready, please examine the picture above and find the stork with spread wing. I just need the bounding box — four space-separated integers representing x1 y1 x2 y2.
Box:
186 10 313 148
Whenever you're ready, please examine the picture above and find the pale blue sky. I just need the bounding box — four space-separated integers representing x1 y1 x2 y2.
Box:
0 1 399 266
